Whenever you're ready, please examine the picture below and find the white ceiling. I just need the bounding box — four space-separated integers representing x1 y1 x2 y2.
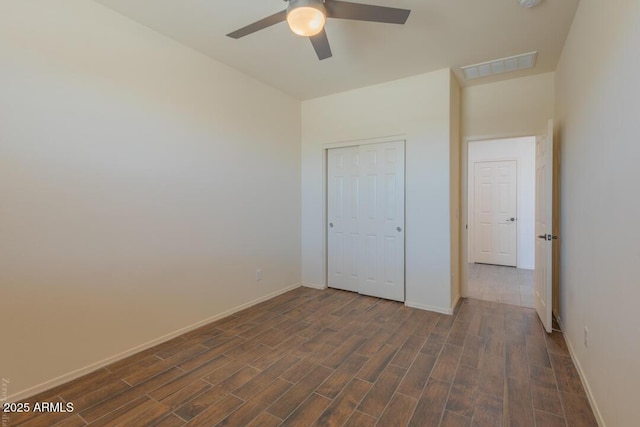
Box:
93 0 580 100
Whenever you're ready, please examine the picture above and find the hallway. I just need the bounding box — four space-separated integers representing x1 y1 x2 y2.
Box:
467 263 534 308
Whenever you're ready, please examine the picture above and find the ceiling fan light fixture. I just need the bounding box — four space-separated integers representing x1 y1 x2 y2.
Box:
287 0 326 37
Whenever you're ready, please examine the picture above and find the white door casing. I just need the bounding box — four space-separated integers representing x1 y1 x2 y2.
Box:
327 141 405 302
473 161 517 267
534 120 555 333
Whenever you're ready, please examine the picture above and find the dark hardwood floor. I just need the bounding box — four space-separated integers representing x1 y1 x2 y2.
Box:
8 287 598 426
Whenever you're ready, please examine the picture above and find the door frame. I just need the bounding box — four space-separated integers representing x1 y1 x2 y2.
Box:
321 135 407 297
461 133 535 298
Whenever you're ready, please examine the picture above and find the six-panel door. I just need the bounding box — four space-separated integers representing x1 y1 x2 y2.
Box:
327 141 405 301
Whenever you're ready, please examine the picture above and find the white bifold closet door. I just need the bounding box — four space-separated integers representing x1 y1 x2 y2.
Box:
327 141 405 302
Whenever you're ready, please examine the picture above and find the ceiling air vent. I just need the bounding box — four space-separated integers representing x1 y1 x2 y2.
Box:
518 0 542 8
461 51 538 80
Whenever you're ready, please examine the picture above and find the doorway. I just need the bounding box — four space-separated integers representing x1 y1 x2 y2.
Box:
326 140 405 302
466 136 536 307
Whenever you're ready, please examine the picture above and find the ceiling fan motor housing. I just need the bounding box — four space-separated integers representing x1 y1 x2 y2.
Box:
287 0 327 17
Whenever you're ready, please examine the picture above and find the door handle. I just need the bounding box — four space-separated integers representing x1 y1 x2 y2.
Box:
507 218 515 222
329 223 334 228
396 227 402 232
537 234 558 241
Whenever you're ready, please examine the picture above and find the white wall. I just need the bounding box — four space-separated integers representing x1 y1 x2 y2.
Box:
468 137 536 270
0 0 301 398
301 69 459 313
450 74 462 305
555 0 640 425
462 72 555 139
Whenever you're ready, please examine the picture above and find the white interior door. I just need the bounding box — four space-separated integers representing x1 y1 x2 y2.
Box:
327 141 405 302
534 120 555 333
327 146 360 293
358 142 405 301
473 161 517 266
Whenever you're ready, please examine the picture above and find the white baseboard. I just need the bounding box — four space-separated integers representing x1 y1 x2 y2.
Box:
302 282 327 290
554 316 606 427
405 300 455 315
8 283 301 402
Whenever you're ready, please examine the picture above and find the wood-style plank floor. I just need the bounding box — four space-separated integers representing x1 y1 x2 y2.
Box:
9 287 598 426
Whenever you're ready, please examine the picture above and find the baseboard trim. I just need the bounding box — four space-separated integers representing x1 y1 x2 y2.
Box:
8 282 302 402
555 316 606 427
405 301 454 315
302 282 327 290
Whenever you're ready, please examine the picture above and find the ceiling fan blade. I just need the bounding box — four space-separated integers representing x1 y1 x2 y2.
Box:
226 10 287 39
309 29 333 60
325 1 410 24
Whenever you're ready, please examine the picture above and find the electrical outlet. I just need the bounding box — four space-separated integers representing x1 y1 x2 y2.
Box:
584 326 588 348
256 269 262 281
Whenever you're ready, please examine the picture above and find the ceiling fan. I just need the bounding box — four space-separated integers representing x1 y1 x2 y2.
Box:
226 0 411 60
